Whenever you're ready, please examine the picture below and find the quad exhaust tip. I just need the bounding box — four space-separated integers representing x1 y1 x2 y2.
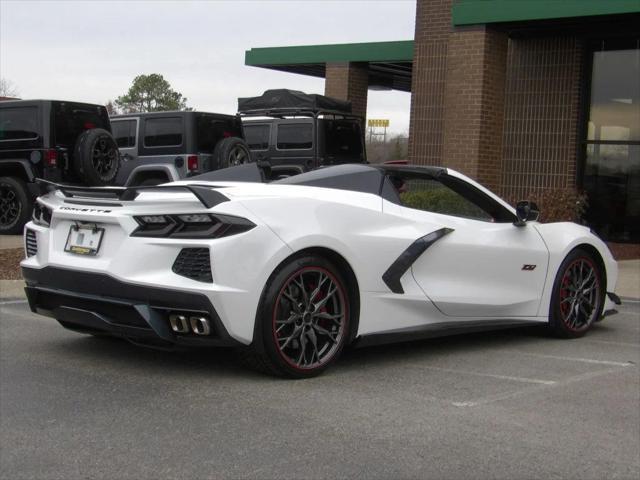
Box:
169 314 211 336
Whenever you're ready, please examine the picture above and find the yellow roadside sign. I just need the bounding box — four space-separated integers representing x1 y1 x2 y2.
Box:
367 119 390 128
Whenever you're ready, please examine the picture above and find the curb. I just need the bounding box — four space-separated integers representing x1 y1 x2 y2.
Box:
0 280 26 301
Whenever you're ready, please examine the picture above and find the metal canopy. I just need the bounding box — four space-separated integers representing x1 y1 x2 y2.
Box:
244 41 414 92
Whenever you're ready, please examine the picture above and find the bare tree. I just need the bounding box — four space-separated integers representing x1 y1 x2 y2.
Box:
105 100 119 115
0 78 19 98
366 134 408 164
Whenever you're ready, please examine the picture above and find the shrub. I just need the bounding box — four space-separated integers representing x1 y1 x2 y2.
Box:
507 188 588 223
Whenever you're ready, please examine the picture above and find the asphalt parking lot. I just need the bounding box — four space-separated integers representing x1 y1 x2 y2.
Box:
1 300 638 480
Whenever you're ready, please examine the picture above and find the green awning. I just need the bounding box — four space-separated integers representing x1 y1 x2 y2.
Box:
452 0 640 26
244 41 414 92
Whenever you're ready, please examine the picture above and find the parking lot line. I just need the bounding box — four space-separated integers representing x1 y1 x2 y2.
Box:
583 339 640 348
410 364 557 385
452 364 634 408
500 350 634 367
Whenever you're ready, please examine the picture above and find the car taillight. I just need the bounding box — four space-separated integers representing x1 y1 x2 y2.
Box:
45 149 57 166
32 202 52 227
83 122 96 129
132 213 255 239
187 155 199 171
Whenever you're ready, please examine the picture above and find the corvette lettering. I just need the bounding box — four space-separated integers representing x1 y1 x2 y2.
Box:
59 206 112 214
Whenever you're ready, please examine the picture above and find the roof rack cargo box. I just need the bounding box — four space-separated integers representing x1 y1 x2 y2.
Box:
238 89 352 116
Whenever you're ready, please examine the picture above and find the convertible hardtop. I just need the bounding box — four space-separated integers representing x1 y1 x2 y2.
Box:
190 163 514 222
190 163 447 203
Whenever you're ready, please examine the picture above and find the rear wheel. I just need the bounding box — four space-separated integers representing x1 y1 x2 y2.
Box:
240 255 351 378
213 137 252 169
549 249 604 338
73 128 120 185
0 176 32 235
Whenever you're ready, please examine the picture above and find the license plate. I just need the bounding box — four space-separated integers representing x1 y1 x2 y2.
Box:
64 225 104 256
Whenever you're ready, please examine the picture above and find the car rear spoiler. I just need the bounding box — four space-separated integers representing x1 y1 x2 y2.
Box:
35 179 229 209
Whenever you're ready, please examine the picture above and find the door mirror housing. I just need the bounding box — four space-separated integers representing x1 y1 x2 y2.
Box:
514 201 540 226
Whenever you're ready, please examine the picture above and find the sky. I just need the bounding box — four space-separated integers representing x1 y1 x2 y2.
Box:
0 0 415 135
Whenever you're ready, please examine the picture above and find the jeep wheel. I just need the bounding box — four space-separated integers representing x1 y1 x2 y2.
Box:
213 137 252 169
73 128 120 185
0 177 32 235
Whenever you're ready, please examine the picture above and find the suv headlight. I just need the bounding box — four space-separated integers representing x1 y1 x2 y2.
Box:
132 213 255 239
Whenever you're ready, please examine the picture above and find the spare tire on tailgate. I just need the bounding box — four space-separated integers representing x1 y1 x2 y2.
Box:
213 137 252 170
73 128 120 185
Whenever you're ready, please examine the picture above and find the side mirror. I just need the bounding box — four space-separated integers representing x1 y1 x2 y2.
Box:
514 201 540 226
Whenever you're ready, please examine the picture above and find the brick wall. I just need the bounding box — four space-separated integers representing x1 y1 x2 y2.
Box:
408 0 452 165
499 37 584 198
442 27 508 190
408 0 583 196
325 62 369 119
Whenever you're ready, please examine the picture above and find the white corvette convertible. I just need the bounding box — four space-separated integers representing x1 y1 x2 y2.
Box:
21 163 620 377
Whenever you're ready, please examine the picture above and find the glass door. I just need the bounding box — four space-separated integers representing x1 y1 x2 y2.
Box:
583 41 640 242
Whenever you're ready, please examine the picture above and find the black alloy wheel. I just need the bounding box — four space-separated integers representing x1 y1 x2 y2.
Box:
0 177 32 234
73 128 120 185
272 266 348 371
550 249 604 338
240 255 351 378
0 183 20 227
92 136 118 180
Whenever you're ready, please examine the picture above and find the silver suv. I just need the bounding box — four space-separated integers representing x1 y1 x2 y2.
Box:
111 111 251 186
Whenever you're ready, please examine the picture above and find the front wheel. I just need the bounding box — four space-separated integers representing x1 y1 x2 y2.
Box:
549 249 604 338
241 255 351 378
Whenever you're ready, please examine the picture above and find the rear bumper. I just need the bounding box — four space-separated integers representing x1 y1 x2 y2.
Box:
22 266 241 348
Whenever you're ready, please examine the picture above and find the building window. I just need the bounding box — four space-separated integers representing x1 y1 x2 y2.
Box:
583 41 640 242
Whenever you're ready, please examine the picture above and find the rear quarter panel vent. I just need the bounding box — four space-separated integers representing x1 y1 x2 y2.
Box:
172 248 212 283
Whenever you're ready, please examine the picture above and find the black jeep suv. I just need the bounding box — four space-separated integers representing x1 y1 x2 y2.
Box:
0 99 119 234
239 89 366 178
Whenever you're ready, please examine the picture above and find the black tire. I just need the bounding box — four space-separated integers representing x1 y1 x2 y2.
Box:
548 248 605 338
240 254 352 378
0 176 32 235
213 137 252 170
73 128 120 185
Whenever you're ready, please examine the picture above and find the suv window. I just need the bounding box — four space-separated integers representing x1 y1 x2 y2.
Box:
112 119 136 148
277 124 312 150
244 124 270 150
53 103 110 147
196 114 233 151
0 107 39 141
144 117 182 147
324 120 362 156
395 177 494 222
